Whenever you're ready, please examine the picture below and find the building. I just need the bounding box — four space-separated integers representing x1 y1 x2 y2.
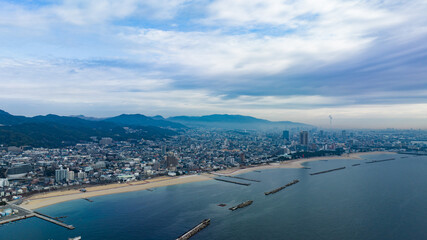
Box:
239 152 246 162
55 167 68 182
67 170 75 181
300 131 308 146
100 137 113 145
166 154 178 171
95 161 106 169
6 164 32 179
77 170 87 180
282 130 290 141
0 179 9 188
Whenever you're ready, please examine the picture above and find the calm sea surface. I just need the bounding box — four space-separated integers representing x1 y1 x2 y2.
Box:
1 154 426 240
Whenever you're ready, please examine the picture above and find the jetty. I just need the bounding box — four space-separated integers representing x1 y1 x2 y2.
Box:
264 179 299 195
352 164 361 166
365 158 395 164
223 175 260 182
213 178 251 186
310 167 346 175
176 219 210 240
83 198 93 202
0 204 75 230
229 200 253 211
33 211 75 230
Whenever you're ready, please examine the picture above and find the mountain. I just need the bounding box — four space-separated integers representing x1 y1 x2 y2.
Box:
168 114 311 130
103 114 186 129
0 110 177 147
0 110 27 125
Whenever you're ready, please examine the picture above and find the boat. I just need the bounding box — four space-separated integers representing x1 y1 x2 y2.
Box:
68 237 81 240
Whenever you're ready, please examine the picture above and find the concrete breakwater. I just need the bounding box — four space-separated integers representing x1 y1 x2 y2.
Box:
229 200 253 211
310 167 346 176
264 179 299 195
213 178 251 186
176 219 210 240
224 175 261 182
365 158 395 164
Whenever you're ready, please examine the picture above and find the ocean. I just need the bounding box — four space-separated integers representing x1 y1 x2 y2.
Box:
1 154 426 240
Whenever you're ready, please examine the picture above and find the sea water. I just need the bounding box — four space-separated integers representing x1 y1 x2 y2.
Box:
1 154 426 240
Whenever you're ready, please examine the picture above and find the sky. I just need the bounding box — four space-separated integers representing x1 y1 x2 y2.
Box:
0 0 427 129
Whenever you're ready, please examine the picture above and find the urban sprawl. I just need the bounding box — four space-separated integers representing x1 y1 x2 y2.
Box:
1 128 426 203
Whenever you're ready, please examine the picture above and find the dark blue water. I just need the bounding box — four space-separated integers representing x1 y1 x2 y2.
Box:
1 154 426 240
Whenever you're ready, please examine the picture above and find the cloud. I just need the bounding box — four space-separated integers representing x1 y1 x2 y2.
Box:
1 0 427 128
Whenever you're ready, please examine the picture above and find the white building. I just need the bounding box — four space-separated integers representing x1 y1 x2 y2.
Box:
0 179 9 188
55 168 68 182
67 170 75 181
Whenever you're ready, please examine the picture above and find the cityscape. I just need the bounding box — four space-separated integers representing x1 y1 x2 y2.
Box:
1 126 426 201
1 0 426 239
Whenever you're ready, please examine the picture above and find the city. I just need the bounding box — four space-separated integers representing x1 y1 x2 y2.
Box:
1 127 426 202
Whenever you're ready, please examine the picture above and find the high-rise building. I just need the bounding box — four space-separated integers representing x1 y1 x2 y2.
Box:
240 152 246 162
342 130 347 139
300 131 308 146
282 130 290 141
67 170 75 181
55 167 68 182
166 154 179 171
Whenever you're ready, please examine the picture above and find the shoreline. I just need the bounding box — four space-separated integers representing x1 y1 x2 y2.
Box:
22 151 396 210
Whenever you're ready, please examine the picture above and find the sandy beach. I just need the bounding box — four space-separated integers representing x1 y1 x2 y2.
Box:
22 151 395 210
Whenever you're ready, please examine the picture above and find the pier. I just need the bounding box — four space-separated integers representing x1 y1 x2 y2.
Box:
365 158 395 164
213 178 251 186
264 179 299 195
176 219 210 240
0 204 75 230
33 211 75 230
0 213 35 225
310 167 346 175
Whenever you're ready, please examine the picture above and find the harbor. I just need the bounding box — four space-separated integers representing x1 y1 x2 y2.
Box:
264 179 299 195
310 167 346 175
176 219 210 240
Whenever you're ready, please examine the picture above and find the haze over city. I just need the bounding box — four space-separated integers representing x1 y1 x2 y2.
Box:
1 0 427 128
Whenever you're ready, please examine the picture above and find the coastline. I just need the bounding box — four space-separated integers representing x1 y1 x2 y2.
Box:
22 151 395 210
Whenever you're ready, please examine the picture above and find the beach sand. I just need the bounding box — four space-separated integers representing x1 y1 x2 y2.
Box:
22 151 395 210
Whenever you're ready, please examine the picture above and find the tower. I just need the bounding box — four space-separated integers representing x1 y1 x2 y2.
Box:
300 131 308 146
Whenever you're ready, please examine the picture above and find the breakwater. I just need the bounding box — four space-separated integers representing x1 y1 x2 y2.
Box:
176 219 210 240
264 179 299 195
352 164 361 166
224 175 261 182
229 200 253 211
213 178 251 186
310 167 346 175
365 158 395 164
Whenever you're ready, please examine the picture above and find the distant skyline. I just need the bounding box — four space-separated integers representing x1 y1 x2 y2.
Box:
1 0 427 129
